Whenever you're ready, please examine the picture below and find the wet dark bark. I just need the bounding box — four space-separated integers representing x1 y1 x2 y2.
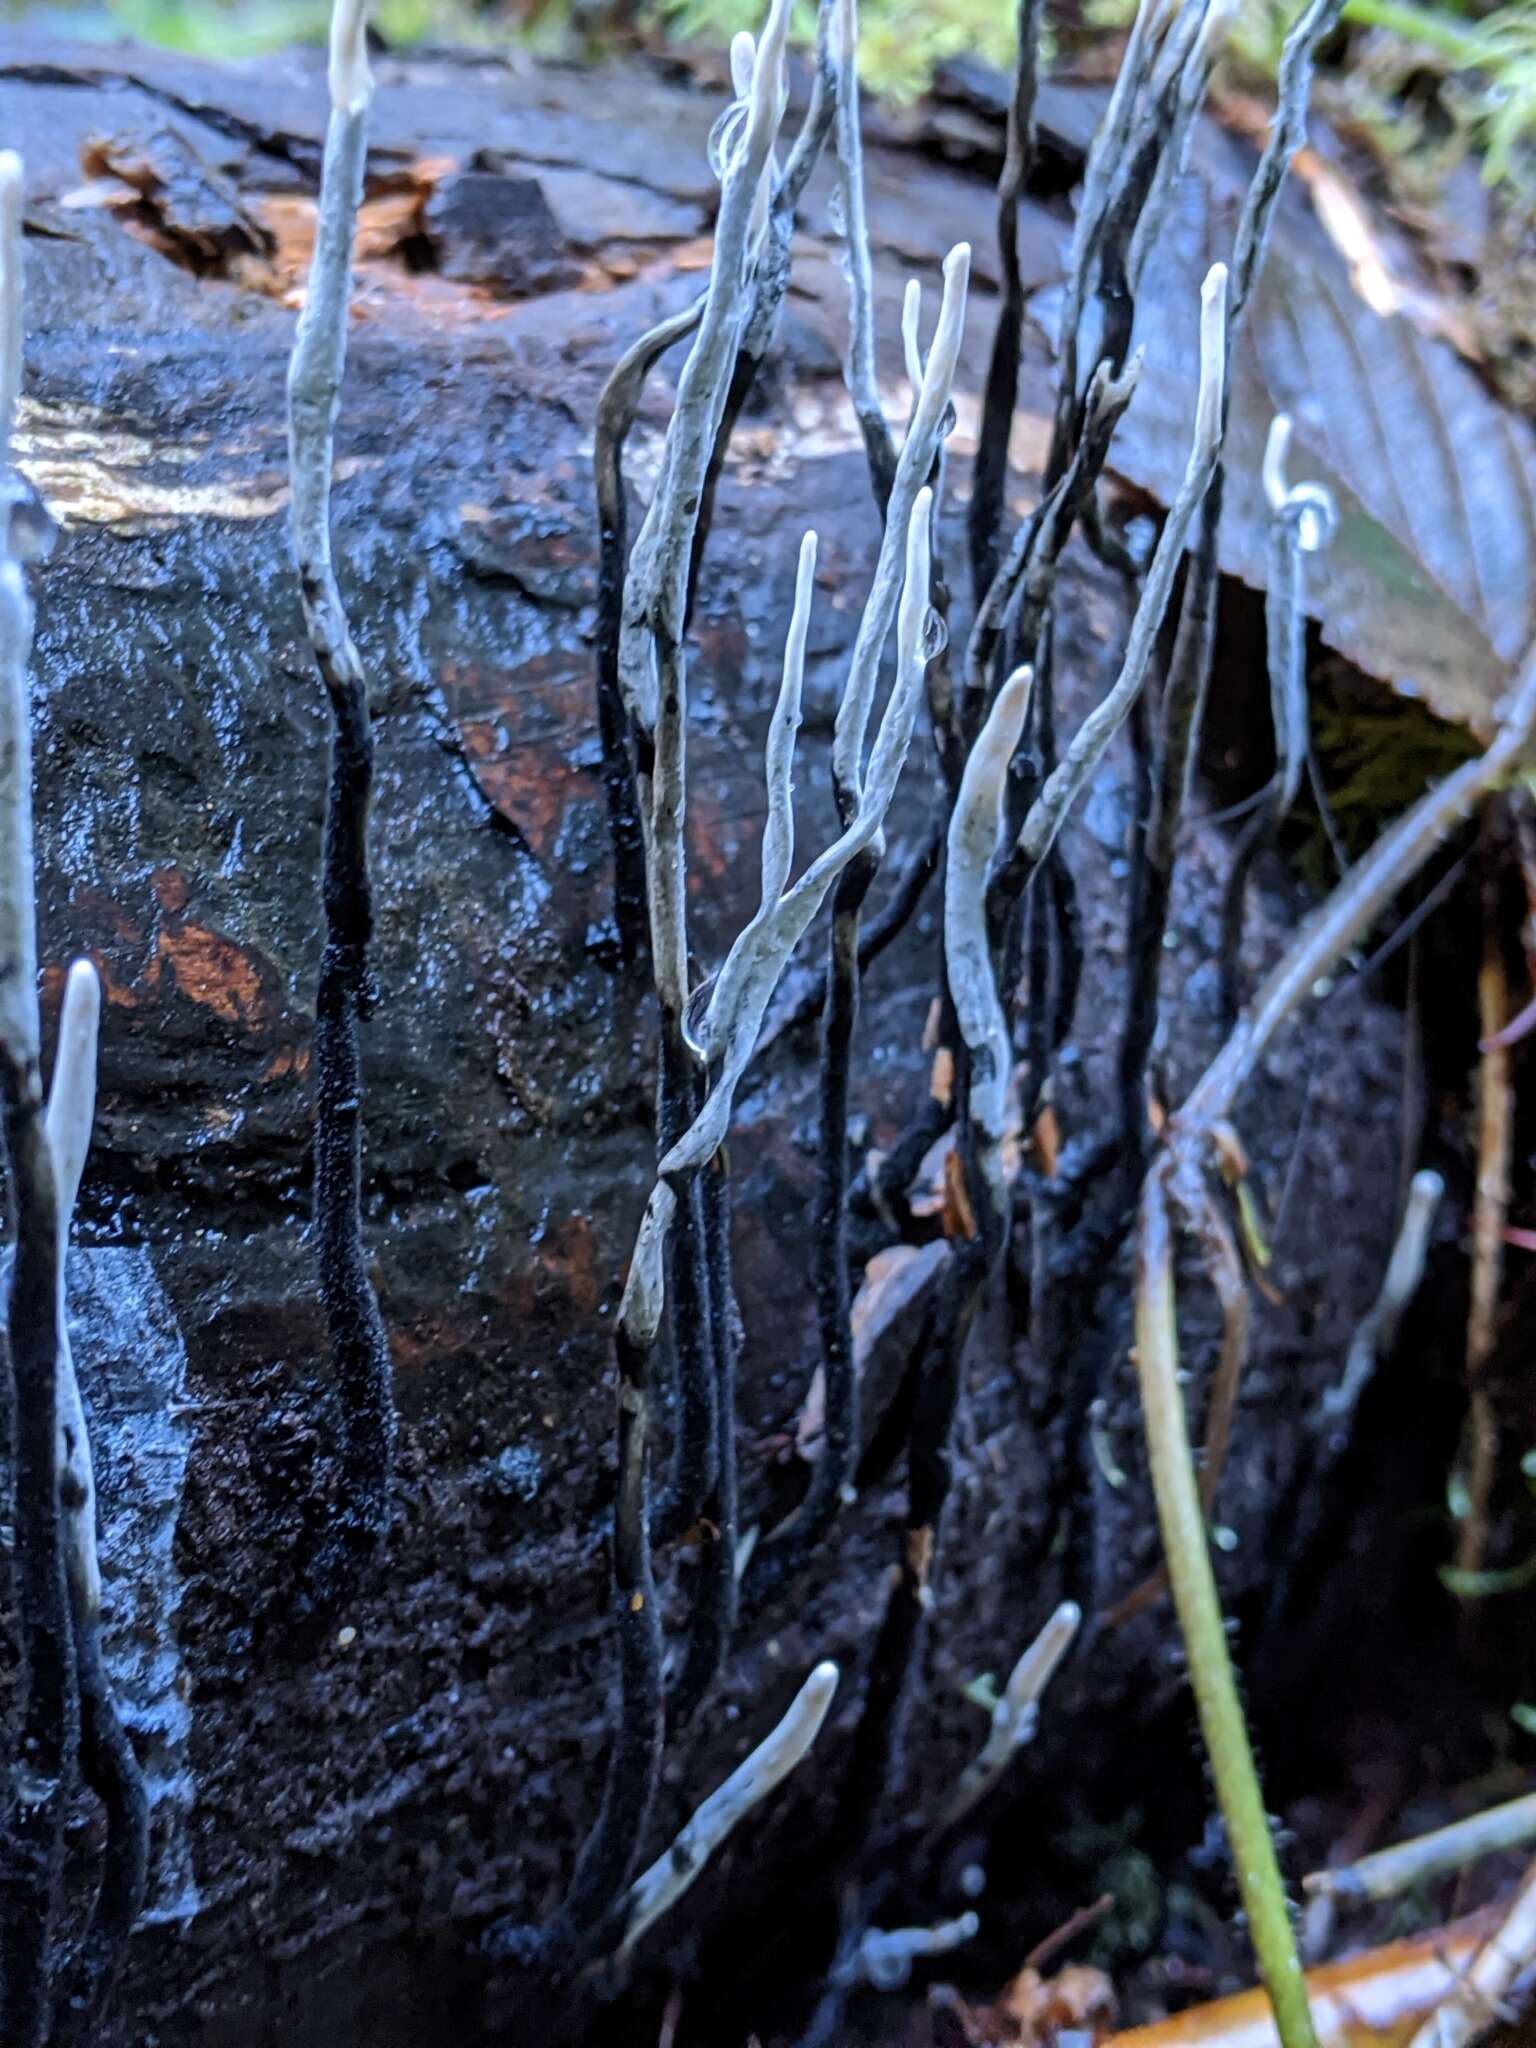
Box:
0 40 1442 2048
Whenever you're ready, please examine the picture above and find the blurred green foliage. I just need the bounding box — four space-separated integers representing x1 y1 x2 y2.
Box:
9 0 1531 185
656 0 1021 99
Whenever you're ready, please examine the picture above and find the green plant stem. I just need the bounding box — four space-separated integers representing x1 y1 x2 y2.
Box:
1135 1170 1318 2048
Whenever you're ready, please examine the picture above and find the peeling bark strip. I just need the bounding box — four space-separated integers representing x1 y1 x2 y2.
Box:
285 0 395 1585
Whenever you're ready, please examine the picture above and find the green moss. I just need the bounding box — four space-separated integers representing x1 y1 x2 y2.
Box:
1306 670 1480 870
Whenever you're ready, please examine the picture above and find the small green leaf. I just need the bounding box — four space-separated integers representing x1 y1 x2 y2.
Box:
962 1674 999 1715
1235 1183 1273 1271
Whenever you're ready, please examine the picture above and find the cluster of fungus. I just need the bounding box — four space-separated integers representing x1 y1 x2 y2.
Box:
5 0 1536 2038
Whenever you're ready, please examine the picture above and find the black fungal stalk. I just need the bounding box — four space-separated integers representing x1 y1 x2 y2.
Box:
480 0 1394 2028
61 1613 149 2046
967 0 1047 610
1115 0 1348 1154
594 303 702 974
286 0 395 1588
669 1156 740 1724
496 0 889 1964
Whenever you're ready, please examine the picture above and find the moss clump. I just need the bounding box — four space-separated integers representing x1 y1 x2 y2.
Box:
1305 662 1481 874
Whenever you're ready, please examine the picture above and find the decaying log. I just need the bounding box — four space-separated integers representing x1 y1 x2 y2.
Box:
0 31 1424 2044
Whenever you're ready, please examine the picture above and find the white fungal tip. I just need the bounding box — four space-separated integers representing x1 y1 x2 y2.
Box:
0 152 21 205
61 956 101 1030
328 0 373 115
901 279 923 393
898 485 935 655
1263 412 1293 514
1196 261 1228 441
806 1659 840 1702
995 662 1033 733
730 30 758 98
963 665 1033 805
1053 1598 1083 1637
1411 1168 1445 1203
797 527 819 582
944 241 972 287
48 957 102 1221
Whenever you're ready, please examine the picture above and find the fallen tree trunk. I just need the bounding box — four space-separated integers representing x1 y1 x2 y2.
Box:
0 31 1454 2046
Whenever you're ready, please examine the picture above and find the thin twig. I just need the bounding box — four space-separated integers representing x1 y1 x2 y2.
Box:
1407 1853 1536 2048
1317 1167 1443 1443
1306 1789 1536 1909
1133 641 1536 2048
1455 846 1511 1582
1183 647 1536 1133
